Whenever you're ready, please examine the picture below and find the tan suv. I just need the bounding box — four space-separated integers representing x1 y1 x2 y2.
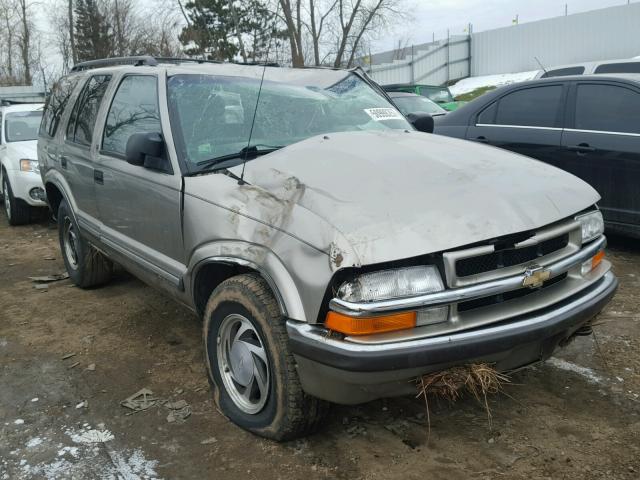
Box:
39 56 617 440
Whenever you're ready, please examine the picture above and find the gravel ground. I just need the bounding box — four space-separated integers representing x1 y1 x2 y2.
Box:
1 217 639 480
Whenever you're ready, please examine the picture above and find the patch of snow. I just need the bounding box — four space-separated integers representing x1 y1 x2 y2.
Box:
11 426 161 480
26 437 43 448
450 70 539 96
31 398 39 402
14 419 24 425
547 357 604 384
68 429 114 444
0 338 7 347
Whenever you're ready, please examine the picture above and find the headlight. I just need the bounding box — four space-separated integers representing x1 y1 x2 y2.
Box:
20 159 40 174
337 265 444 303
575 211 604 243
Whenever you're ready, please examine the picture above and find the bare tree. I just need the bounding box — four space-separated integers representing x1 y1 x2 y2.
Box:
15 0 33 84
279 0 305 66
0 0 16 81
307 0 336 66
69 0 76 63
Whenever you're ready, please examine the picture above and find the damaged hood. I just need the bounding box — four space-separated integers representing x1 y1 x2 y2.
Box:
236 130 599 266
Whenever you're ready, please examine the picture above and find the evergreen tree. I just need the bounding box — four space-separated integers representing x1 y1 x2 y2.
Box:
179 0 277 62
74 0 114 62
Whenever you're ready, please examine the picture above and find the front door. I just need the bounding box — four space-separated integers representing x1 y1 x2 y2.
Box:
466 84 567 166
560 81 640 230
94 74 185 288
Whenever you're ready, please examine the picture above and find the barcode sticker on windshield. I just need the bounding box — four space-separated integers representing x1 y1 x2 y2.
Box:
364 108 404 121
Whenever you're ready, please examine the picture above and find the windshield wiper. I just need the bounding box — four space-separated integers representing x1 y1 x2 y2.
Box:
195 145 284 172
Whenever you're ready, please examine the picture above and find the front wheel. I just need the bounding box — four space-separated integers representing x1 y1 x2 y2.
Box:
2 175 31 225
57 199 113 288
203 274 327 440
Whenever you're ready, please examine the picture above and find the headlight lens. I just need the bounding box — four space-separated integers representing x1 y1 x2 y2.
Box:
20 158 39 174
575 211 604 243
337 265 444 303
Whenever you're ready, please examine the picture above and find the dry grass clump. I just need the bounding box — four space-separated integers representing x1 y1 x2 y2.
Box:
416 363 510 435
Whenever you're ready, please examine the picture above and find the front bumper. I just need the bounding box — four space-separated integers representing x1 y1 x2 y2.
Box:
287 271 617 404
4 169 46 206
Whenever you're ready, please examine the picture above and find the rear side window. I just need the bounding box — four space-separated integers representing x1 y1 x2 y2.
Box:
102 75 160 156
575 83 640 134
594 62 640 74
495 86 563 127
476 102 497 124
540 66 585 78
66 75 111 147
40 76 80 138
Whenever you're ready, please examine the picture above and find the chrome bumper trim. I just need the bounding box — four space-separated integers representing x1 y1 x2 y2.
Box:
329 236 606 317
294 271 616 352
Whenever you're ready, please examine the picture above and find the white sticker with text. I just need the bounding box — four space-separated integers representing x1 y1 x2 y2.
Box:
364 107 404 121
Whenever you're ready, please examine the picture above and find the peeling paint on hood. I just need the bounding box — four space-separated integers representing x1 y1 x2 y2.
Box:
237 130 599 266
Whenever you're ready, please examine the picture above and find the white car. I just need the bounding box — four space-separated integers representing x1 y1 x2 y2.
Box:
0 103 46 225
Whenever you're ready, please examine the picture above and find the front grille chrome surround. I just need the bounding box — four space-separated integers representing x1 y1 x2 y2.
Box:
442 219 582 288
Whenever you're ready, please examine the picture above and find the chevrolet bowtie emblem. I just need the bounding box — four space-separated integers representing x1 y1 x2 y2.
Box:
522 264 551 289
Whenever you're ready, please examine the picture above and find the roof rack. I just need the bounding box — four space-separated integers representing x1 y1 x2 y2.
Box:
71 56 280 72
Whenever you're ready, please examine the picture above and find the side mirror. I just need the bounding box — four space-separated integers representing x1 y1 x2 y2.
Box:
125 132 165 167
407 113 434 134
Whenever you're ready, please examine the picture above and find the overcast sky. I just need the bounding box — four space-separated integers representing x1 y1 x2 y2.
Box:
377 0 634 50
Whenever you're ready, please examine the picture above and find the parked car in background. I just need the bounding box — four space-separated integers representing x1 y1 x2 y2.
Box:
383 83 464 111
387 91 447 117
434 74 640 238
535 57 640 78
1 103 46 225
40 57 616 440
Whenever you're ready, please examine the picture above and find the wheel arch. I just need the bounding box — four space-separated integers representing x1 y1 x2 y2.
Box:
187 243 308 322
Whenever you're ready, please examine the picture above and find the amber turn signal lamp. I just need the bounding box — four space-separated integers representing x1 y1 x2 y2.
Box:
592 250 605 270
325 311 416 336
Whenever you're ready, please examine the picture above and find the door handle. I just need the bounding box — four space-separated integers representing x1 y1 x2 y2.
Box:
94 170 104 185
60 156 68 169
567 143 596 154
473 136 489 143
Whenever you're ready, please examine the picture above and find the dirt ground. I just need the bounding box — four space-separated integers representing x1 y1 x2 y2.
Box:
1 217 639 480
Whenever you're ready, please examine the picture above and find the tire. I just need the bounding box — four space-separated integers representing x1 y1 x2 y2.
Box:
203 274 328 441
57 199 113 288
2 175 31 225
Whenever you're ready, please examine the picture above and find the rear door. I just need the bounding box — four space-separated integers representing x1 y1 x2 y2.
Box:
561 81 640 229
466 84 567 166
62 74 112 233
94 73 185 289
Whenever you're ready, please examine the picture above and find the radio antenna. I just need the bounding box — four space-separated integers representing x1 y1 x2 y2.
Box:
238 1 281 185
534 56 548 74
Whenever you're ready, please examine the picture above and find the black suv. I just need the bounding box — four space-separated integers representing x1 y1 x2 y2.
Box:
434 75 640 238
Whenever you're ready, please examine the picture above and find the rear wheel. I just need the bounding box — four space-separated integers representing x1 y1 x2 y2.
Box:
58 199 113 288
2 175 31 225
203 274 327 440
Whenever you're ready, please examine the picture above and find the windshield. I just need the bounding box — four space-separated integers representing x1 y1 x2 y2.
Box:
392 96 446 116
421 86 454 104
167 70 411 172
5 110 42 142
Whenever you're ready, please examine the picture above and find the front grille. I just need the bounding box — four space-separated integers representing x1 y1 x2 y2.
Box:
456 234 569 278
457 273 567 312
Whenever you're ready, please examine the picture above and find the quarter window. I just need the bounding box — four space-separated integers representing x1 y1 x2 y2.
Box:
66 75 111 146
594 62 640 74
40 76 80 137
103 75 161 156
477 102 497 124
495 86 563 128
575 84 640 134
540 66 585 78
